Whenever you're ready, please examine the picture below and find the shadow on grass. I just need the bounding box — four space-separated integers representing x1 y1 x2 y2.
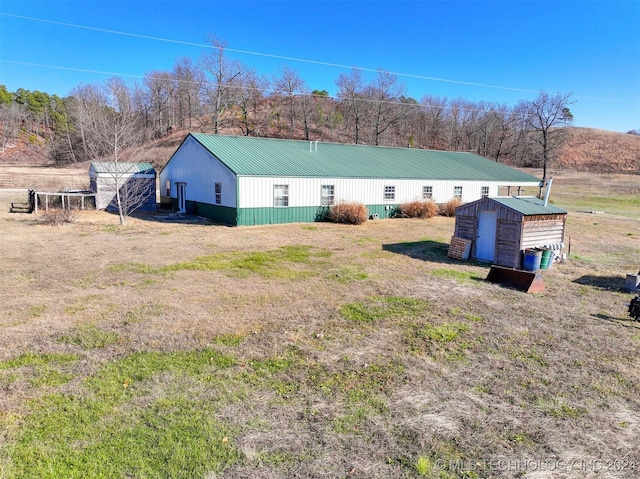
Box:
383 239 453 263
592 312 640 330
573 275 626 292
382 239 488 270
123 210 222 225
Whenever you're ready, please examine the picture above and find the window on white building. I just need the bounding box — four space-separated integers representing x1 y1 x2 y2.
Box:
274 184 289 207
481 186 489 198
165 180 170 197
215 182 222 205
423 186 433 200
384 185 396 201
321 185 335 206
454 186 463 199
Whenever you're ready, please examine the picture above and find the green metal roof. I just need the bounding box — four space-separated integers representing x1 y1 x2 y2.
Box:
189 133 541 183
90 162 155 175
491 196 567 215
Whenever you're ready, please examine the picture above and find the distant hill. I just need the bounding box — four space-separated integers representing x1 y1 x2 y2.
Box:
555 127 640 174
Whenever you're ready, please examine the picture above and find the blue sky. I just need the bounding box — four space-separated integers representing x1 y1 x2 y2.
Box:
1 0 638 133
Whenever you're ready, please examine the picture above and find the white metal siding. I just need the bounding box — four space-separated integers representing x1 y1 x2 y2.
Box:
237 178 504 208
160 136 237 207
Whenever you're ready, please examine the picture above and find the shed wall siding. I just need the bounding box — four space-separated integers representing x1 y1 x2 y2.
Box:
521 220 565 249
92 175 157 211
454 215 476 240
95 177 116 209
495 220 522 267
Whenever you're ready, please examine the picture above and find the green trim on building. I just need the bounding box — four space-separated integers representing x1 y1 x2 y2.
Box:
236 206 327 226
176 201 401 226
366 204 399 219
187 201 237 225
160 195 174 210
235 204 397 226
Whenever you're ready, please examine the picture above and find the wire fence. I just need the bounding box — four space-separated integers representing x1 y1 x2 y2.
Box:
0 173 89 191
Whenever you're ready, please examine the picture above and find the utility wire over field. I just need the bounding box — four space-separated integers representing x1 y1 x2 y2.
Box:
1 20 576 178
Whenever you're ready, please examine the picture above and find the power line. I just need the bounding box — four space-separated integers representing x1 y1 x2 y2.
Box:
0 12 631 105
0 12 547 95
2 58 634 127
0 59 526 117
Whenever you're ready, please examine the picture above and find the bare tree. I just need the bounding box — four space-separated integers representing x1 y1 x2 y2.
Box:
200 35 244 134
273 65 305 138
325 101 343 142
521 91 574 180
336 68 367 144
393 95 419 148
0 102 26 153
365 71 407 146
298 89 317 141
73 78 149 225
419 95 448 149
172 57 204 129
484 104 518 162
234 68 268 136
67 84 107 161
143 71 175 137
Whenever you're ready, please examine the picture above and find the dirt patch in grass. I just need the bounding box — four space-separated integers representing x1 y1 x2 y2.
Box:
0 171 639 478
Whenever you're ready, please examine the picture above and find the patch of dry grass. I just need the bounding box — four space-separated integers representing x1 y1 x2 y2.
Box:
0 171 639 478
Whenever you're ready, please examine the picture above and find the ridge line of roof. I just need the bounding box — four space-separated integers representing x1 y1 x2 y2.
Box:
189 132 471 154
185 133 541 182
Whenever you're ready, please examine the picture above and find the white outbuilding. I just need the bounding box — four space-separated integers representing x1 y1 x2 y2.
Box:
159 133 542 226
89 161 157 212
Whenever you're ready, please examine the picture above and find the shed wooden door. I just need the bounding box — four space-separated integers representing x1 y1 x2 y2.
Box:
476 210 497 261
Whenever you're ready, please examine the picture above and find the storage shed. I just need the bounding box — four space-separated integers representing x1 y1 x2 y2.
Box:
453 196 567 268
89 162 157 211
160 133 542 226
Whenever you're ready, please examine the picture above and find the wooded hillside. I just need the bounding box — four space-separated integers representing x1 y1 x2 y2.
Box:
0 82 638 174
2 118 638 175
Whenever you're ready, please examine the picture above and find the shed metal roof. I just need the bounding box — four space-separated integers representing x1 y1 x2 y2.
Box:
90 162 155 175
189 133 541 183
491 196 567 215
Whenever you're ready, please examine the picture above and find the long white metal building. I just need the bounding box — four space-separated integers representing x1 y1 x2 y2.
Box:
159 133 542 226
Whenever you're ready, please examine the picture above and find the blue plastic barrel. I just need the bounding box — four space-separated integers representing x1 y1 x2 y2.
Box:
522 249 542 271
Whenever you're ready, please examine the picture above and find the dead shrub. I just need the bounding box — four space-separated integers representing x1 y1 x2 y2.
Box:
396 200 438 219
40 208 78 226
437 198 462 217
327 201 368 225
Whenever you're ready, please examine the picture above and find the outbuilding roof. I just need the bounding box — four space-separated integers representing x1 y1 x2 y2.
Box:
188 133 541 184
491 196 568 215
90 162 155 175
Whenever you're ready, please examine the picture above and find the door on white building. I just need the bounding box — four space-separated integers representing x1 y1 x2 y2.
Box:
476 210 497 261
176 182 186 213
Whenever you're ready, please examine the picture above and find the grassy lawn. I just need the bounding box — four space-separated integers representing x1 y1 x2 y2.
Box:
0 171 639 478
